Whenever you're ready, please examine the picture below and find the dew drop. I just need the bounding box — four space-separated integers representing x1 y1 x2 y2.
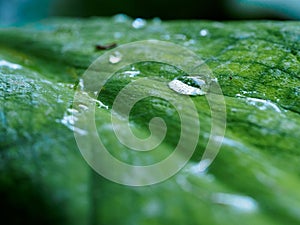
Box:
246 97 281 113
294 87 300 96
184 39 196 46
199 29 209 37
236 94 281 113
67 108 79 114
78 78 84 90
113 14 130 23
152 17 162 25
168 76 209 96
212 193 258 212
132 18 147 29
92 99 109 109
174 34 187 40
78 104 89 111
0 60 22 70
161 34 171 40
123 70 140 78
59 110 88 135
109 51 122 64
114 32 123 39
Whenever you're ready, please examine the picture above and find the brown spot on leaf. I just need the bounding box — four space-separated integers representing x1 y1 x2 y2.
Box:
95 43 117 51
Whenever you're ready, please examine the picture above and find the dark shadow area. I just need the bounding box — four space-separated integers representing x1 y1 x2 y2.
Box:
0 0 299 26
0 167 66 225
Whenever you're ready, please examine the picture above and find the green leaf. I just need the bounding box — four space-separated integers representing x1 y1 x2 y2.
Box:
0 18 299 225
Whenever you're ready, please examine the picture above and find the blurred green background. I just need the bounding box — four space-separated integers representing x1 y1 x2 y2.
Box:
0 0 299 26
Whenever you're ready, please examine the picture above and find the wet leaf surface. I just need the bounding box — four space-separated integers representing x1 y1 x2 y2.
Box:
0 18 300 225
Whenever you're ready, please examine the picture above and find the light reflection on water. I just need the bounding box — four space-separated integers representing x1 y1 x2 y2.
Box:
0 60 22 70
212 192 258 212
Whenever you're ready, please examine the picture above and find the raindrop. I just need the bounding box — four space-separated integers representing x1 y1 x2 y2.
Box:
161 34 171 40
212 193 258 212
114 32 123 39
283 61 291 69
122 66 141 77
168 76 209 96
152 17 162 25
92 99 109 109
199 29 209 37
78 78 84 90
59 111 88 135
294 87 300 96
109 51 122 64
0 60 22 70
78 104 89 111
246 97 281 113
236 95 281 113
132 18 147 29
113 14 130 23
123 70 140 78
67 108 79 114
184 39 196 46
174 34 186 40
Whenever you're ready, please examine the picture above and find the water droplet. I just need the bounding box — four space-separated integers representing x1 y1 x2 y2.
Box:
184 39 196 46
161 34 171 40
294 87 300 96
57 82 75 89
212 193 258 212
168 76 208 96
78 78 84 90
283 61 291 69
0 60 22 70
113 14 130 23
241 90 258 95
114 32 123 39
142 199 162 217
174 34 186 40
123 70 140 78
199 29 209 37
92 99 109 109
109 51 122 64
78 104 89 111
132 18 147 29
152 17 162 25
59 110 88 135
236 95 281 113
121 66 141 78
67 108 79 114
247 97 281 113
